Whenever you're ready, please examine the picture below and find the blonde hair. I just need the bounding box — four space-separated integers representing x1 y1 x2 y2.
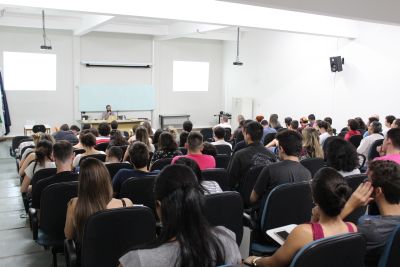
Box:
302 128 324 158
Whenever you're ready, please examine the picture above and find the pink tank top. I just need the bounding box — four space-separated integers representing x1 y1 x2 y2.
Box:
310 222 355 241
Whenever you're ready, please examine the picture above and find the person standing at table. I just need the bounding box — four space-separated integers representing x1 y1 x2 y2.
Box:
101 105 116 120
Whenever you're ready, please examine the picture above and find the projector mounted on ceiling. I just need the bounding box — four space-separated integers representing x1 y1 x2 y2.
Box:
40 10 52 50
233 27 243 66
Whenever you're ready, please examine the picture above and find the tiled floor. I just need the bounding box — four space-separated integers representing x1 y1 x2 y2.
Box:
0 141 65 266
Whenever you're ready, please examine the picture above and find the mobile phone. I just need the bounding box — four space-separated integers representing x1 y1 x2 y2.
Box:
275 230 289 241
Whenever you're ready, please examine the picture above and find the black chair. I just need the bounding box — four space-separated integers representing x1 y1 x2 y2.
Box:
29 182 78 267
248 182 314 255
368 139 384 161
32 124 46 133
20 145 35 159
10 135 31 157
349 135 363 148
215 154 230 169
263 132 277 146
178 147 187 155
215 144 232 156
204 192 243 245
79 154 107 165
95 142 110 152
105 162 132 179
358 153 367 171
200 128 214 142
64 206 156 267
73 148 85 156
31 168 58 190
289 233 366 267
344 174 368 224
120 176 157 215
202 168 230 191
377 225 400 267
239 165 265 207
300 158 326 177
150 158 172 171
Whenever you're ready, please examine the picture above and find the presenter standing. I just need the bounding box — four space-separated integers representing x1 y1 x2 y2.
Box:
101 105 116 120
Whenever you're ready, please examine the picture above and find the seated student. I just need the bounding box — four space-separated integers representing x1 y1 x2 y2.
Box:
128 126 155 153
284 117 292 128
228 121 276 190
357 121 383 162
374 128 400 164
142 120 154 138
20 140 56 193
232 119 253 153
105 146 123 164
19 133 54 170
118 165 241 267
324 117 336 136
182 120 193 133
110 120 118 134
269 114 282 131
150 132 182 164
174 157 222 195
31 141 78 209
355 117 368 136
179 130 189 148
340 160 400 267
260 120 277 144
202 142 218 158
72 133 105 168
96 122 111 145
231 115 245 141
344 119 361 141
316 120 331 146
250 130 311 204
172 132 216 170
326 137 360 177
112 142 159 196
383 115 396 136
152 129 164 150
300 127 324 160
391 118 400 129
214 115 232 129
211 126 232 149
52 124 78 144
245 167 357 267
70 125 80 136
109 130 128 147
308 113 316 128
65 158 133 241
363 116 380 138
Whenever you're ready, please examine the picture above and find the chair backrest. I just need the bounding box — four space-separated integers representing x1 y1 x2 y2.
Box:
150 158 172 171
349 135 363 148
105 163 133 179
79 154 107 165
200 128 214 141
263 132 277 146
12 135 31 151
120 176 157 215
289 233 366 267
261 182 313 233
300 158 326 178
368 139 384 161
40 182 78 239
215 154 230 169
178 147 187 155
32 124 46 133
30 168 57 189
343 174 368 224
202 168 230 191
239 165 265 207
204 191 243 245
95 142 110 152
378 225 400 267
215 144 232 156
80 206 156 267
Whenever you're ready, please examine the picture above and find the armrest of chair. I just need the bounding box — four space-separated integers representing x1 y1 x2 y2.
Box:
64 239 77 267
28 208 38 240
243 212 258 230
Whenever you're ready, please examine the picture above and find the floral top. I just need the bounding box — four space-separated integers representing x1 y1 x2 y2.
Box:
150 149 182 164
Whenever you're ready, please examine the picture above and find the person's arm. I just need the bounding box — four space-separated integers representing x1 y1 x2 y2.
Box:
123 198 134 207
265 139 277 148
20 175 31 193
244 224 312 267
356 139 368 155
340 181 374 219
19 153 35 177
64 198 77 240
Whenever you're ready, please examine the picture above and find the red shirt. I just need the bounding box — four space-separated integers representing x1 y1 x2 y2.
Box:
96 136 110 145
344 130 361 141
172 154 216 170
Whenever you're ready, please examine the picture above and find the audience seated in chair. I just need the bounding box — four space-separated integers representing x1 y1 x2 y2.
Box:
105 146 123 164
172 131 216 170
64 158 133 241
128 126 155 153
340 160 400 267
109 130 128 147
364 116 380 138
260 119 277 145
250 129 311 204
228 121 276 190
96 122 111 145
72 133 105 168
70 125 80 136
374 128 400 164
299 127 324 160
211 126 232 149
326 137 361 177
110 120 118 134
316 120 331 146
179 130 189 148
174 157 222 195
202 142 218 158
391 118 400 129
118 164 241 267
19 133 54 170
150 132 182 165
383 115 396 136
113 142 159 197
357 121 383 163
214 115 232 130
183 120 193 133
31 141 78 210
245 167 357 267
345 119 361 141
52 124 78 144
231 115 245 141
20 140 55 193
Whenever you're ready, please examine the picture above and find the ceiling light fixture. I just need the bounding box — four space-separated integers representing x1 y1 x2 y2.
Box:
40 10 52 50
233 27 243 66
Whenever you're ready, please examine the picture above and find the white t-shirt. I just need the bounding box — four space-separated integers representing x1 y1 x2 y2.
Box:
357 133 384 161
73 151 106 167
25 161 56 179
211 140 232 149
319 132 331 146
214 122 232 129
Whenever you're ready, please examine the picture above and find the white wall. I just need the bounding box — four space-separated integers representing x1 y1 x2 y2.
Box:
223 22 400 130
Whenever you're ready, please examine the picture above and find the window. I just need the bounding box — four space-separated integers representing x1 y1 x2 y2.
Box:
173 61 209 92
3 51 56 91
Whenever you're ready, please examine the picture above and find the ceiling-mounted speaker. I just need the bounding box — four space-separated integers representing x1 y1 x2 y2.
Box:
330 56 344 72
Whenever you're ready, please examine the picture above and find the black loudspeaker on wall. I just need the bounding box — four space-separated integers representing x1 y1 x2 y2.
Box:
330 56 344 72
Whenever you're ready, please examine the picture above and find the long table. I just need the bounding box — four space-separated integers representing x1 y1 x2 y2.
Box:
76 119 144 133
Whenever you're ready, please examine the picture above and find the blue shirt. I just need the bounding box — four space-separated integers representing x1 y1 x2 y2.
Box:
261 127 277 143
112 168 160 196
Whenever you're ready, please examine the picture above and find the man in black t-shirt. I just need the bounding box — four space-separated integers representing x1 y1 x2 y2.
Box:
227 121 276 190
250 130 311 204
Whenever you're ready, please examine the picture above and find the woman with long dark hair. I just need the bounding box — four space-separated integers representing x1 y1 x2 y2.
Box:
150 132 181 164
64 158 133 241
119 164 241 267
